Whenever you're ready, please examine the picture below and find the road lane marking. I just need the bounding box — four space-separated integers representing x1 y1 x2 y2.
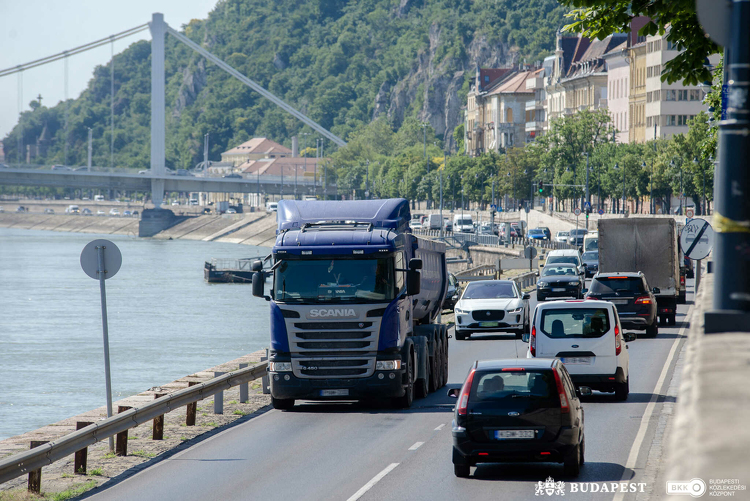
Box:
612 318 688 501
408 442 424 450
347 463 399 501
434 424 445 431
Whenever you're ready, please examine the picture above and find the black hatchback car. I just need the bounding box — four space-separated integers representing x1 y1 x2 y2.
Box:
585 272 659 337
537 265 584 301
449 359 586 478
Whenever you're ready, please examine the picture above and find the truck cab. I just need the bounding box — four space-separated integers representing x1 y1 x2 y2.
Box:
253 199 449 410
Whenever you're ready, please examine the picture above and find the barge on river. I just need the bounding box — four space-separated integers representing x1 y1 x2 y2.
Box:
204 257 267 283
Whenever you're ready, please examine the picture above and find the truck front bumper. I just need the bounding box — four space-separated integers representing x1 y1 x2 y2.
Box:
269 370 406 401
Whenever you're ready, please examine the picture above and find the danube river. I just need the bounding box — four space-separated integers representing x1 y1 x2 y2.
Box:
0 228 271 441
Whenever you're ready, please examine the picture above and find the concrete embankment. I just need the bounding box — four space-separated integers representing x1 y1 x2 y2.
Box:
0 211 278 247
0 350 271 497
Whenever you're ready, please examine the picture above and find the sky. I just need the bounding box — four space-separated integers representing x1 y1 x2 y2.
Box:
0 0 219 139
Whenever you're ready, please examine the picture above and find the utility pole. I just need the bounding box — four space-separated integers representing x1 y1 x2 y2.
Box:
439 166 444 239
706 0 750 331
301 132 309 200
365 160 369 199
585 149 590 230
87 128 93 171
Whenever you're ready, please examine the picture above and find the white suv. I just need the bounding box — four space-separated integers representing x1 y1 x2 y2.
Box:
525 299 630 400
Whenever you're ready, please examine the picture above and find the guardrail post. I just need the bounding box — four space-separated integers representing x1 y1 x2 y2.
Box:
27 440 48 492
74 422 93 474
152 394 166 440
115 406 132 456
239 363 249 403
213 372 226 414
261 349 270 394
186 381 198 426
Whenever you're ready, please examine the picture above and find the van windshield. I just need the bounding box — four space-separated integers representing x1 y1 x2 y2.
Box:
540 308 610 338
546 256 579 266
455 218 472 225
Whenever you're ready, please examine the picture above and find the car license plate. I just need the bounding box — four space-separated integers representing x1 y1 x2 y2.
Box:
494 430 534 440
611 299 628 305
320 389 349 397
552 288 566 292
479 321 499 327
561 357 593 365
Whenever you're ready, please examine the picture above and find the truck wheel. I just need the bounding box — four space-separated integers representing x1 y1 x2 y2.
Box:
271 397 295 411
646 321 658 338
428 354 438 393
393 355 414 409
415 356 429 399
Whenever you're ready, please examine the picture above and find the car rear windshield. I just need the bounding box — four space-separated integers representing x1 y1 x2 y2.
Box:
529 229 544 235
570 229 587 235
590 277 644 294
470 370 558 404
546 256 579 266
540 308 611 338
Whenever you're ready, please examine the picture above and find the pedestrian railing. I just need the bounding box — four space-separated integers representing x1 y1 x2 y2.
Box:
0 361 268 486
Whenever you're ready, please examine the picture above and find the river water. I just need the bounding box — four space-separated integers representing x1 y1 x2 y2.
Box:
0 228 271 441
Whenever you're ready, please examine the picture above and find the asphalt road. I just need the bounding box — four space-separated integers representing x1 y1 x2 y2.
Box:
83 281 693 501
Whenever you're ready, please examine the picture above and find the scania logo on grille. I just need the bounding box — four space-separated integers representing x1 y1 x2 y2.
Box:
307 308 357 318
358 322 365 328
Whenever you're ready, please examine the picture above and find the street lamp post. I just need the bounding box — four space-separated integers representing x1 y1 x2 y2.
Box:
643 160 653 214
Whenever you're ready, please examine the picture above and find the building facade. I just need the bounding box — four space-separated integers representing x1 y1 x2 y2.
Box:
220 137 292 167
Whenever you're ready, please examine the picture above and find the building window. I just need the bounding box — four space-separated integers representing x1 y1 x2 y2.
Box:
484 75 490 83
689 89 702 101
666 115 676 126
678 89 688 101
664 89 677 101
677 115 690 126
666 40 679 51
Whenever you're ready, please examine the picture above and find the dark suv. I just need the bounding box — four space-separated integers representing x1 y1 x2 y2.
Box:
585 272 658 337
449 359 586 478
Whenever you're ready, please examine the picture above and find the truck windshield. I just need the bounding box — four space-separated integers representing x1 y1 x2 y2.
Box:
274 257 395 303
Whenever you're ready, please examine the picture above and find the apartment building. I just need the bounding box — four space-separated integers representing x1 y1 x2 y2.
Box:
524 56 554 142
603 43 629 143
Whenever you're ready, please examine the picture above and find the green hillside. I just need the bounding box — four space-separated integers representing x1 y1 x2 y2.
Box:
3 0 565 170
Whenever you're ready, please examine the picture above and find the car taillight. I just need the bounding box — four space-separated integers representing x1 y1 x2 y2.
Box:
530 326 536 357
457 369 476 416
615 324 622 356
634 296 652 305
680 275 686 286
552 368 570 414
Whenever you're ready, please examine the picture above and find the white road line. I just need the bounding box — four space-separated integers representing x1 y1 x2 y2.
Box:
408 442 424 451
347 463 399 501
434 423 446 431
612 320 688 501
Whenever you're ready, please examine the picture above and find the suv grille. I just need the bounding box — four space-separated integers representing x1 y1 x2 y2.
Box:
472 310 505 321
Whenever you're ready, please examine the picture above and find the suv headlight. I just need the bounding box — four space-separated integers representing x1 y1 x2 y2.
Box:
508 307 523 313
537 281 548 287
570 280 580 286
268 362 292 372
455 307 466 314
376 360 402 370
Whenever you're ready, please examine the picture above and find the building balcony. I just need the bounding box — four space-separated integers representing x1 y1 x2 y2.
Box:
526 100 545 111
525 121 547 132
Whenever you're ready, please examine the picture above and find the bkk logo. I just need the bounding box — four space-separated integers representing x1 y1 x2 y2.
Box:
308 308 357 318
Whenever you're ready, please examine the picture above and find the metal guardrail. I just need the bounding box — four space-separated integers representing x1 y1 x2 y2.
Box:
413 229 575 251
513 270 539 290
0 361 268 485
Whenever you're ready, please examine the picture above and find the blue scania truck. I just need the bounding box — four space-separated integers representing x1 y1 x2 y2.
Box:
251 198 450 409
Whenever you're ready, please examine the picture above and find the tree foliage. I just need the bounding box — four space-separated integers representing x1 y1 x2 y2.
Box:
558 0 720 85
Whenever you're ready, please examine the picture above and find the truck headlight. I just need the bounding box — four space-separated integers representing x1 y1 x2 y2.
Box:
376 360 402 371
269 362 292 372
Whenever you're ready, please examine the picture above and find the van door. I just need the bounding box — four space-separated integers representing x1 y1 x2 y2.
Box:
535 305 616 376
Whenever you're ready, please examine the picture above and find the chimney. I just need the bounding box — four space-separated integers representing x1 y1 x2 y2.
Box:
291 136 299 158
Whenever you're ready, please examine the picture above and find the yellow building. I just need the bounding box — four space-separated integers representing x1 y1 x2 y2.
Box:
221 137 292 167
628 42 647 143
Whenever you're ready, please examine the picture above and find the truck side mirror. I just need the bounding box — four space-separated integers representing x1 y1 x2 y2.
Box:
252 271 266 298
251 260 263 272
522 293 531 300
409 258 423 270
407 270 421 296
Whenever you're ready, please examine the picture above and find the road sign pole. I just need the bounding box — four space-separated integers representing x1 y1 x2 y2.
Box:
97 245 115 452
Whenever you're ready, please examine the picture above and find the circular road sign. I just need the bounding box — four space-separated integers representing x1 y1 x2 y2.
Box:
679 218 714 260
574 208 581 217
80 239 122 280
524 246 538 259
685 207 695 218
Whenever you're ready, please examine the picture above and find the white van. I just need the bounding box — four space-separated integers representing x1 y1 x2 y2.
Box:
427 213 443 230
266 202 278 213
453 214 474 233
544 249 584 276
526 299 631 400
94 195 105 202
65 204 80 214
583 231 598 252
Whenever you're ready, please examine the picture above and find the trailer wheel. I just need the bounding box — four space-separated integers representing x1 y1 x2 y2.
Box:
428 351 439 393
646 321 658 338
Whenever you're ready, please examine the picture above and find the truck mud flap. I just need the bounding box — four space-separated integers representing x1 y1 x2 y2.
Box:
412 336 429 384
